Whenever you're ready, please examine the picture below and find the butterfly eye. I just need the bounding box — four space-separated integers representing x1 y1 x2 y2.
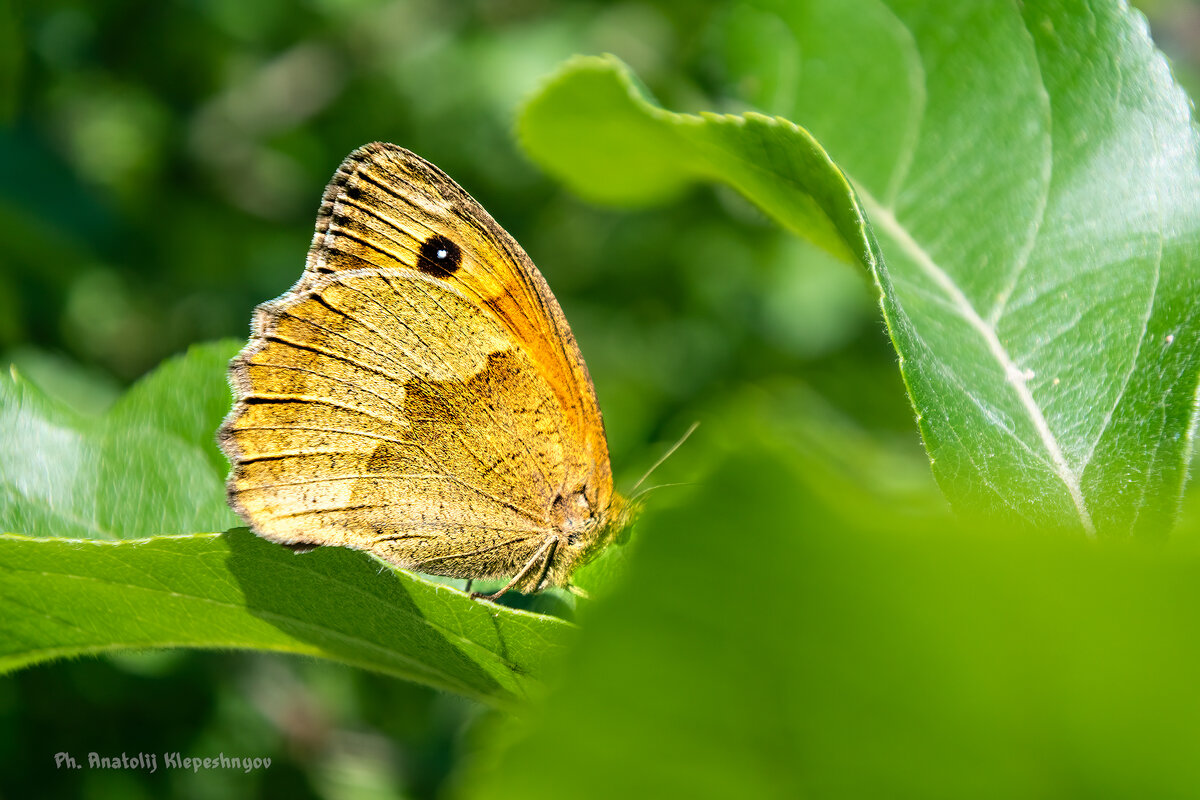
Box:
417 234 462 278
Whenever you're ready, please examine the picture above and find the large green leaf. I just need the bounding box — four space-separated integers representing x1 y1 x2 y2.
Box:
0 343 574 703
0 530 569 707
518 0 1200 537
461 438 1200 799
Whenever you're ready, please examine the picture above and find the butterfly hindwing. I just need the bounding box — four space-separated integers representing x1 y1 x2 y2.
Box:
223 269 570 579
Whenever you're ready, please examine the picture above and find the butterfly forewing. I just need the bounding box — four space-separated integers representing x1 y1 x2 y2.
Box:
305 144 612 504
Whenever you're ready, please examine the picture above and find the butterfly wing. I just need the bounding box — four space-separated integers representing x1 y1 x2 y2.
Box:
219 144 612 589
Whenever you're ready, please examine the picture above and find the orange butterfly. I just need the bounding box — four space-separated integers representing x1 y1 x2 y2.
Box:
219 143 628 599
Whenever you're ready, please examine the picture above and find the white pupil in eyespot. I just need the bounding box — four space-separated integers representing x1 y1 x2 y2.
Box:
436 249 448 259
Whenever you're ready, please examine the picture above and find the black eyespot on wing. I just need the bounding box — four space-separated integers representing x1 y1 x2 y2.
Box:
416 234 463 278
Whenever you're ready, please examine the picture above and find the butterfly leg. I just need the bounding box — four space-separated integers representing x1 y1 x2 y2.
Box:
463 579 474 594
470 537 558 602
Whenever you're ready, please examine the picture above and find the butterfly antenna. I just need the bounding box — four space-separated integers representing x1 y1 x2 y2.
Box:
629 421 699 495
630 481 695 503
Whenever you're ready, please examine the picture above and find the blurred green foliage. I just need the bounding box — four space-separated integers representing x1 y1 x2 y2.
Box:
466 431 1200 800
2 0 1198 798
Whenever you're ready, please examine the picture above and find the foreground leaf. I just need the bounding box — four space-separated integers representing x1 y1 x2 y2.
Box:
0 529 570 707
519 0 1200 536
462 441 1200 799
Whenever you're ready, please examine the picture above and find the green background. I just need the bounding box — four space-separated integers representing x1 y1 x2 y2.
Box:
3 1 1199 797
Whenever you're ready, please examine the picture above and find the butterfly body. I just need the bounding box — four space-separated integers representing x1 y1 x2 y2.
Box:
219 143 624 598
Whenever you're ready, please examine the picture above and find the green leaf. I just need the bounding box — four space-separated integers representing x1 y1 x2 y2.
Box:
518 0 1200 537
0 529 570 707
461 440 1200 798
520 55 865 266
0 341 242 539
0 344 574 703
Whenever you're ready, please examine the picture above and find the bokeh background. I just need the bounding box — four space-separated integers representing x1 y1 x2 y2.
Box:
2 1 1197 797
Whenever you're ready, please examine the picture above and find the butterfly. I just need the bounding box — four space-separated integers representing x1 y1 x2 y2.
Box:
218 143 627 600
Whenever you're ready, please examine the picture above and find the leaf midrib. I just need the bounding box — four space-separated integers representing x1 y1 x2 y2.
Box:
859 189 1097 535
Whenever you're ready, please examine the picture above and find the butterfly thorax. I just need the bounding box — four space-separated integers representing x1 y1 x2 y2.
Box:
535 491 631 589
551 486 598 539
